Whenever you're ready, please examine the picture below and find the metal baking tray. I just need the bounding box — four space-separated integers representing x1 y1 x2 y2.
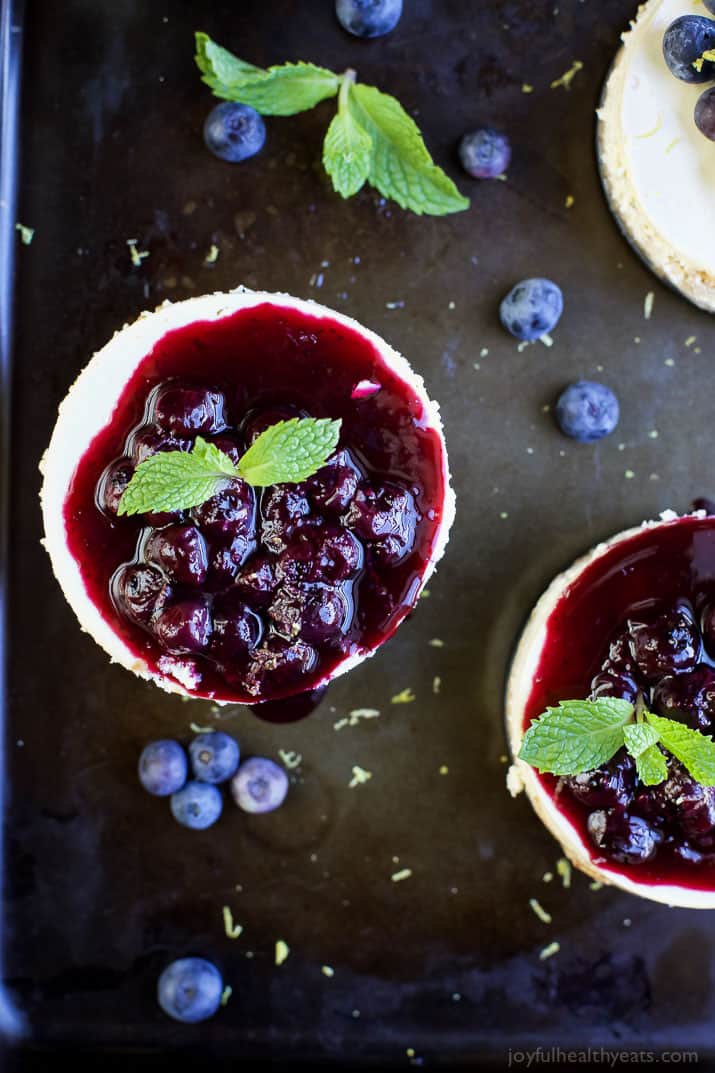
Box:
4 0 715 1067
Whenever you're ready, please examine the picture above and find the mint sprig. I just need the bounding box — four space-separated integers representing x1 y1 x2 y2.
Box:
118 417 341 516
518 698 633 776
194 32 469 217
518 697 715 788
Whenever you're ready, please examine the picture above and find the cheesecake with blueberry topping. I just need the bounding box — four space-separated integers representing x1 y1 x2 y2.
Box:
41 290 454 705
598 0 715 312
507 511 715 908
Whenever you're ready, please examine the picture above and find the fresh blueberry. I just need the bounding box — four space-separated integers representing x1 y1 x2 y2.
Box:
663 16 715 84
554 381 619 443
170 780 223 829
499 278 563 341
458 128 511 179
203 101 266 163
336 0 402 38
138 740 188 796
230 757 289 814
189 732 240 784
157 957 223 1023
695 86 715 141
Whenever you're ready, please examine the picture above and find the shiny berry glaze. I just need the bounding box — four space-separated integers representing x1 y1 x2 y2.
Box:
63 303 446 703
523 516 715 889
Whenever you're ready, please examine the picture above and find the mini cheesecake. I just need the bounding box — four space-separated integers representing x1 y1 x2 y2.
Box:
598 0 715 313
507 512 715 909
41 289 455 705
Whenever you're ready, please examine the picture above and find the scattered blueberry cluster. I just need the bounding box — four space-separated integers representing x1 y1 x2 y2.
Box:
138 731 289 829
101 382 418 700
564 598 715 866
663 10 715 140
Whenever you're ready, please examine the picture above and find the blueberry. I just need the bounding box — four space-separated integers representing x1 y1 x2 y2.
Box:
341 482 417 562
260 486 312 554
652 665 715 732
145 524 209 586
663 16 715 84
233 555 278 607
243 405 303 445
268 583 351 643
157 957 223 1023
138 740 188 796
276 527 363 585
210 590 262 663
590 671 639 704
554 381 619 442
308 449 362 513
189 732 240 784
170 780 223 829
695 86 715 141
628 601 702 681
128 426 191 465
153 597 212 654
564 751 636 810
203 101 266 163
458 128 511 179
192 479 256 541
336 0 402 38
499 278 563 341
231 757 289 813
153 383 227 436
244 637 317 696
98 458 134 516
587 810 661 865
112 563 171 625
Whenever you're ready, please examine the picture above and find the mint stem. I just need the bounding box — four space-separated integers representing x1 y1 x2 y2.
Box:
338 68 357 112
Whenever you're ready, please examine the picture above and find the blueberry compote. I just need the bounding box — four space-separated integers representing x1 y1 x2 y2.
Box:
524 516 715 889
63 303 446 704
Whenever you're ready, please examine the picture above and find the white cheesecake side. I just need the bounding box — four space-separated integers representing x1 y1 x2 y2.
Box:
505 512 715 909
40 288 455 703
598 0 715 313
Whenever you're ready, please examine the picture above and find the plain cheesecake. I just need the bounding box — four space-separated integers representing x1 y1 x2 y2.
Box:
598 0 715 313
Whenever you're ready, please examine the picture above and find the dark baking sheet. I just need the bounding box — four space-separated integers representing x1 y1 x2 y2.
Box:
5 0 715 1067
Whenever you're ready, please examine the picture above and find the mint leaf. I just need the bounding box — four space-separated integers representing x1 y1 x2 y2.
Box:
195 32 265 95
195 36 339 115
227 63 340 116
323 76 372 198
623 723 668 786
118 436 240 516
238 417 341 487
518 698 633 775
645 711 715 787
349 83 470 216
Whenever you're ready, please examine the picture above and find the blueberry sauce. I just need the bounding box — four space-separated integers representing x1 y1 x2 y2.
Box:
63 303 446 704
523 515 715 888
